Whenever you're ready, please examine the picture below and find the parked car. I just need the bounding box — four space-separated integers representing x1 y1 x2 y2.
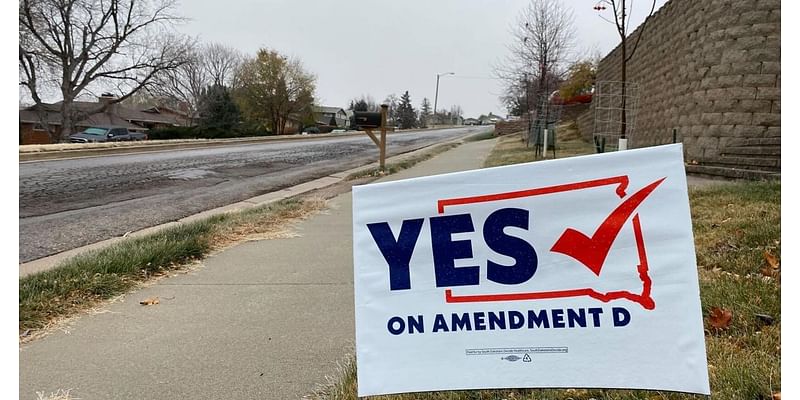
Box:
69 126 147 143
302 126 321 134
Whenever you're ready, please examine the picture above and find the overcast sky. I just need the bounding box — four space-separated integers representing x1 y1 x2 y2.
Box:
176 0 666 118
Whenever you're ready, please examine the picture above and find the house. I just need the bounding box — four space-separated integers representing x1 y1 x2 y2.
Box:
139 104 198 127
284 114 305 134
312 106 348 128
344 110 355 129
478 113 505 125
431 113 463 126
19 94 183 144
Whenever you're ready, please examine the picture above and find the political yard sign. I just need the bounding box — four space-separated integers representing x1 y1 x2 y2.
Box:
352 143 710 396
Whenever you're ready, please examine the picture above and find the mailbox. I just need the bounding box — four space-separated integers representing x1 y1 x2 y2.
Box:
353 112 382 129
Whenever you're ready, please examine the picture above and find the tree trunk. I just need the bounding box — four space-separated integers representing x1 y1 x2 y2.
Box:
619 0 628 140
270 109 281 135
620 40 627 140
57 97 75 143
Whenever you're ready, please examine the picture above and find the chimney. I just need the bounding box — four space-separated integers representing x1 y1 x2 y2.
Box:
98 92 117 105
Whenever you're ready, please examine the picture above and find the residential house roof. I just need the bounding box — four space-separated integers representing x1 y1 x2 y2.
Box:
20 100 181 130
313 105 345 115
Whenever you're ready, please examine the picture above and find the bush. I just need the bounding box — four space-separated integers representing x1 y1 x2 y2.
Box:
146 125 273 140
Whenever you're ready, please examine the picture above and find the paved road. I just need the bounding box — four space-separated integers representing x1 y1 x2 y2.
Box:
19 127 491 263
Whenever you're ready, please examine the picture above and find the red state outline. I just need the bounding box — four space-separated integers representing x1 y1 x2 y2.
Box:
436 176 656 310
437 175 629 214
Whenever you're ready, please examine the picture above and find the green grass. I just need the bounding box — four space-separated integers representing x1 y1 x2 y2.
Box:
19 199 317 334
312 134 781 400
690 182 781 277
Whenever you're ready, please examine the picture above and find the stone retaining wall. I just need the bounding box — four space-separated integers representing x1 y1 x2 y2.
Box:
588 0 780 177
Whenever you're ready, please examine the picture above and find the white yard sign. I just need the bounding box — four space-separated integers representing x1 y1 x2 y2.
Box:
352 144 710 396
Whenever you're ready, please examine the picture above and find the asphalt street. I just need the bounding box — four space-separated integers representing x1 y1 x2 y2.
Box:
19 126 491 263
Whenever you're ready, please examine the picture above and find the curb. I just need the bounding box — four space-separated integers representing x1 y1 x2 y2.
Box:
19 127 456 163
19 131 487 277
19 132 363 162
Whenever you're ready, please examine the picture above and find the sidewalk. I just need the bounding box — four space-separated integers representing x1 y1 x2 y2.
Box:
19 138 498 400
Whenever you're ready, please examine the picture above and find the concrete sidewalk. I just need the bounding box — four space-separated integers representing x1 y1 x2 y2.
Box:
19 138 498 400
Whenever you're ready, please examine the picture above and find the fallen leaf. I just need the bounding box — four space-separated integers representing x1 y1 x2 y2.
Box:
773 392 780 400
764 251 779 269
140 297 160 306
761 251 780 277
708 307 732 330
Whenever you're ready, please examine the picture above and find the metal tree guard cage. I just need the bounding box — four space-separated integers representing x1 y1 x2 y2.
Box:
528 98 562 158
592 81 640 152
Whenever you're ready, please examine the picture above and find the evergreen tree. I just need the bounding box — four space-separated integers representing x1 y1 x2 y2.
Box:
348 95 377 111
397 91 417 129
199 84 240 131
419 97 431 128
351 98 369 111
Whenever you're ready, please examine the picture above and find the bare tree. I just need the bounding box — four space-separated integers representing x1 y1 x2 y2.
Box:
147 44 207 126
19 0 192 142
595 0 657 140
383 94 398 126
145 42 242 126
495 0 575 117
204 43 242 87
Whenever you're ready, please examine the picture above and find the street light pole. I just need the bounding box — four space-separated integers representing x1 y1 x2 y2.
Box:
433 72 454 124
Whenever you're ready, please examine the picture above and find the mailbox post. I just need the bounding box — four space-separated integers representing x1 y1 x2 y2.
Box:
354 105 389 171
379 104 387 170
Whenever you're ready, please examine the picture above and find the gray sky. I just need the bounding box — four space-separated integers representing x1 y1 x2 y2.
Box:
176 0 665 118
15 0 665 115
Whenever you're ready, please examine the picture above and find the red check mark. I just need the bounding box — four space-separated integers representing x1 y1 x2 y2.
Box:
550 177 666 276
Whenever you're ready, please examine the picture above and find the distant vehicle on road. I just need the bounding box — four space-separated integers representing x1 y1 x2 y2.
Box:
69 126 147 143
302 126 321 134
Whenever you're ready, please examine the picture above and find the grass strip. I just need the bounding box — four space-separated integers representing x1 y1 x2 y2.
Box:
312 130 781 399
19 200 314 335
346 142 461 180
483 123 593 168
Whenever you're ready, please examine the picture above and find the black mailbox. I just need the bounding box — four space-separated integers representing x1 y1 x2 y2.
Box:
353 111 382 129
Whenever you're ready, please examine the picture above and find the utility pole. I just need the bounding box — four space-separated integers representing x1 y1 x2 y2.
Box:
433 72 454 124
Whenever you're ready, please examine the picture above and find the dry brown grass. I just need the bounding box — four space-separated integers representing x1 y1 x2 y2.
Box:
212 197 328 247
347 143 461 180
484 123 593 168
